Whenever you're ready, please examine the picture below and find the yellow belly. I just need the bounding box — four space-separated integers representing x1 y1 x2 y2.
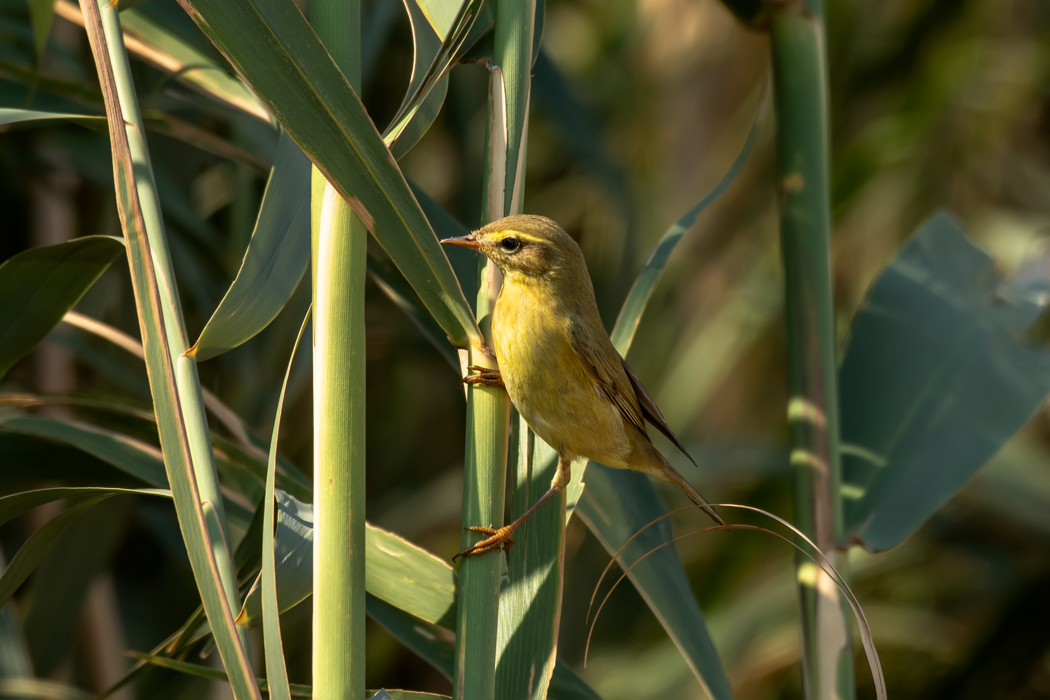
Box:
492 282 631 465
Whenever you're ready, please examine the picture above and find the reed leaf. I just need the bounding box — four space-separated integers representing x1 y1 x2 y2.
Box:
53 0 272 124
260 311 310 700
189 131 311 361
0 236 123 380
840 213 1050 551
78 0 257 694
174 0 481 350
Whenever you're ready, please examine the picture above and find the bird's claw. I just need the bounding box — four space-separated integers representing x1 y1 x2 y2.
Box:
452 525 516 561
461 366 504 388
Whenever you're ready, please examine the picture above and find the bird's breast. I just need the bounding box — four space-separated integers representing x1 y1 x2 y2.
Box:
492 281 630 463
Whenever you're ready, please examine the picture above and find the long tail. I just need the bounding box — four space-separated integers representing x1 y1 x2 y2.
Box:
660 463 725 526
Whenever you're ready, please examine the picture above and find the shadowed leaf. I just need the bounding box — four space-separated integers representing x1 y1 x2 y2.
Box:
840 212 1050 550
0 236 123 380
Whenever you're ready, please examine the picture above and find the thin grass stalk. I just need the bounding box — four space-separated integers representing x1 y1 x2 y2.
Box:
451 5 528 694
484 3 565 699
767 1 854 697
310 1 366 698
93 0 240 608
79 1 257 694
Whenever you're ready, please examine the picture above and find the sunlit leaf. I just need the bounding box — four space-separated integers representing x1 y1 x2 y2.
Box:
0 108 105 129
176 0 480 349
237 497 458 629
79 0 258 694
53 0 272 124
189 132 311 361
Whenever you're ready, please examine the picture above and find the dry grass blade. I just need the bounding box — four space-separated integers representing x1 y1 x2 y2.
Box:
584 504 886 700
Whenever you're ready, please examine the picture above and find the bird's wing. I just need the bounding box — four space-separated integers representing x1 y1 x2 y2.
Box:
568 321 648 438
620 357 699 468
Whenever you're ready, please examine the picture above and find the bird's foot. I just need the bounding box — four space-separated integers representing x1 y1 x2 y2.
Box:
452 524 517 561
461 365 504 388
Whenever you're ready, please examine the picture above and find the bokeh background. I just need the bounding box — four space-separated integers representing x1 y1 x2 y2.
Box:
3 0 1050 698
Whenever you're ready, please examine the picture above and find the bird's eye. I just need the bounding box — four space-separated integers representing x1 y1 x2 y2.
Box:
501 237 521 252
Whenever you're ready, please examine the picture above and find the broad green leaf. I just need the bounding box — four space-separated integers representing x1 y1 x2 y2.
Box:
0 413 168 488
189 132 311 361
80 1 256 694
175 0 480 350
367 596 604 700
0 236 123 380
53 0 272 124
415 0 459 37
238 498 457 629
260 311 310 700
0 108 105 129
574 469 733 700
840 212 1050 551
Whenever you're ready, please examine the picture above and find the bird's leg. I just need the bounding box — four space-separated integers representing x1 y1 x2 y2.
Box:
453 455 573 561
461 365 504 388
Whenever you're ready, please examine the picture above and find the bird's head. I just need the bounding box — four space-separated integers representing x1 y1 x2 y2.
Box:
440 215 585 281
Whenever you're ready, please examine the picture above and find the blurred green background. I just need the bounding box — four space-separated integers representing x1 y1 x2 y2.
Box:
2 0 1050 698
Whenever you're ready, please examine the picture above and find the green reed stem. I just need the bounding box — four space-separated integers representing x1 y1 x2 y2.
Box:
768 1 854 698
310 1 367 698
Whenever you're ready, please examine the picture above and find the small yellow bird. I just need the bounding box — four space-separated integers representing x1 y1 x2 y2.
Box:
443 215 723 559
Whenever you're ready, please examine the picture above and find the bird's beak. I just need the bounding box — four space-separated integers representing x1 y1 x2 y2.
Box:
440 234 482 250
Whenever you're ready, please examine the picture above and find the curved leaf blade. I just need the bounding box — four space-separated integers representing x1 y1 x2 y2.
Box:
0 413 168 487
610 93 766 352
575 469 733 700
79 0 258 694
0 108 106 129
189 131 311 361
175 0 480 349
0 236 124 380
238 504 458 629
260 310 310 700
0 497 111 611
54 0 273 123
0 486 170 527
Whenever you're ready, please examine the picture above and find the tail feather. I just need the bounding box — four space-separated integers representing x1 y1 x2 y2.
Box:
660 463 725 526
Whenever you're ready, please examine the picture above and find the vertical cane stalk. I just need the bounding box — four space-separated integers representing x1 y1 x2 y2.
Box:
451 2 533 698
310 1 367 698
768 0 854 697
79 0 257 695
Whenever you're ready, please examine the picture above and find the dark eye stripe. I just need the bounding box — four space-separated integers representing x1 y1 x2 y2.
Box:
501 237 521 252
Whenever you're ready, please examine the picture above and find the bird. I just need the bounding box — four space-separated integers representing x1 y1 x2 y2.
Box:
442 214 723 560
